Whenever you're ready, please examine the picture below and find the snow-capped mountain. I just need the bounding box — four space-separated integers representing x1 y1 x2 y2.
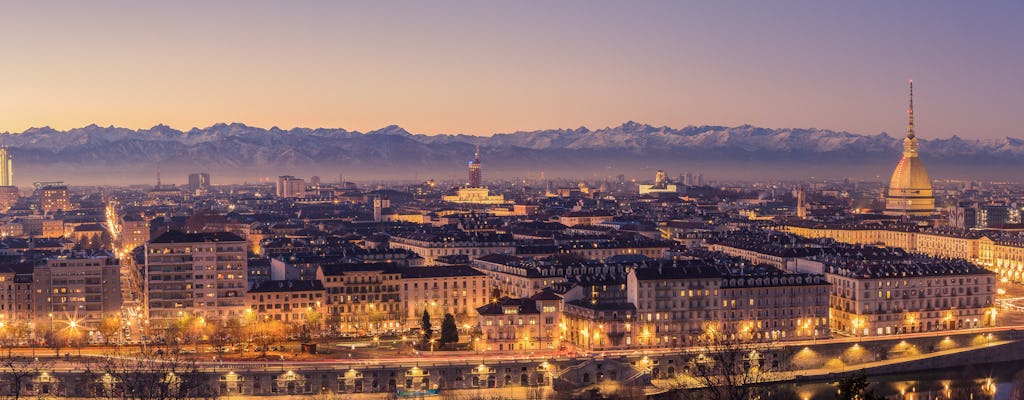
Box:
1 122 1020 184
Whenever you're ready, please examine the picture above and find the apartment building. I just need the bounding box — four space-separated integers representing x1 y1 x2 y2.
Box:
144 231 248 323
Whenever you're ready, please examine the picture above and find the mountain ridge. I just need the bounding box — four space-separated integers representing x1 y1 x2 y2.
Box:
1 122 1021 184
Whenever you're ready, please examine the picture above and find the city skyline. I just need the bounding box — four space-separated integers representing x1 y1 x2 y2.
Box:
2 1 1024 139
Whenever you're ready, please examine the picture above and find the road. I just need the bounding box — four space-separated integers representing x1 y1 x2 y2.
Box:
7 324 1021 373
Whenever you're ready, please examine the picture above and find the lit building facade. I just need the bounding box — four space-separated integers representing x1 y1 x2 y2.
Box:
399 266 490 329
276 176 306 198
35 183 72 214
144 231 248 323
246 279 326 326
32 254 122 335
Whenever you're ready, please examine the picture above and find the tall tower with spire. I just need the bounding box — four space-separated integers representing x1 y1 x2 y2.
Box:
468 145 482 187
884 80 935 217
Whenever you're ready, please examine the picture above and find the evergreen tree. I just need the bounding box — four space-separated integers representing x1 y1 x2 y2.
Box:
440 313 458 348
420 309 432 346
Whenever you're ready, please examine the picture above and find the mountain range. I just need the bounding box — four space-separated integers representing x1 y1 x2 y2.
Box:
2 122 1021 185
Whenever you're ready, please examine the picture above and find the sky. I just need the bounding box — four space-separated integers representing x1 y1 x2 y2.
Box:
0 1 1022 139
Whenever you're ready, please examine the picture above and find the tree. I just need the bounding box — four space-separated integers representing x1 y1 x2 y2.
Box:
836 371 883 400
420 310 432 347
298 308 323 344
0 354 52 400
0 321 30 357
247 317 287 358
209 317 243 356
79 347 216 400
439 313 458 348
42 327 66 358
672 322 779 400
99 315 123 346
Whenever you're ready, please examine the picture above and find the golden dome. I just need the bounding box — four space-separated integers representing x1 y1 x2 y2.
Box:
887 139 932 193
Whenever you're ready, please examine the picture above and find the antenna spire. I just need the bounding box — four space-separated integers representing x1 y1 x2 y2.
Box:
907 80 915 140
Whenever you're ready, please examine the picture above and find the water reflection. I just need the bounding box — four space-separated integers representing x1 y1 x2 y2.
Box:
762 361 1024 400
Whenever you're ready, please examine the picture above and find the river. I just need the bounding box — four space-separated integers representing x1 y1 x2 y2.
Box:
757 360 1024 400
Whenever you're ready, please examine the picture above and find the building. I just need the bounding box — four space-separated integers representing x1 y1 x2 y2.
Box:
796 186 807 220
720 268 830 342
399 266 490 329
320 264 404 334
388 230 516 265
626 263 724 348
556 211 614 227
277 176 306 198
246 280 326 326
884 81 935 217
35 182 72 214
32 253 122 336
468 146 482 187
144 231 248 324
117 214 150 254
0 262 35 323
0 186 17 212
0 146 12 187
795 248 996 336
472 254 569 298
441 187 509 205
475 290 562 352
638 170 680 195
187 173 211 193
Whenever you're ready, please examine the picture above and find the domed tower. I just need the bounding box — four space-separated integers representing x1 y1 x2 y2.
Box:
884 81 935 217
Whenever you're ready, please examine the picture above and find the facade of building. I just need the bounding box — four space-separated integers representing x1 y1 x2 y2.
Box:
188 173 211 193
144 231 248 323
399 266 490 328
720 271 831 342
319 264 403 334
441 187 509 205
276 176 306 198
476 291 562 352
32 254 122 336
795 249 996 336
36 183 72 214
0 262 35 323
246 280 326 325
388 231 516 265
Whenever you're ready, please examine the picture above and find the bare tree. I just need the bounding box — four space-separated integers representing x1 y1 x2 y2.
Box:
79 347 216 400
672 323 778 400
0 355 53 400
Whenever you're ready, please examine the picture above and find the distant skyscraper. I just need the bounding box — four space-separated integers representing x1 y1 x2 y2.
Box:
188 172 211 192
884 81 935 217
0 147 12 187
468 146 483 187
796 186 807 220
277 176 306 198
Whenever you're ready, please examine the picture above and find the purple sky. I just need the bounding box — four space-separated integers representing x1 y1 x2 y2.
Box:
0 1 1021 139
